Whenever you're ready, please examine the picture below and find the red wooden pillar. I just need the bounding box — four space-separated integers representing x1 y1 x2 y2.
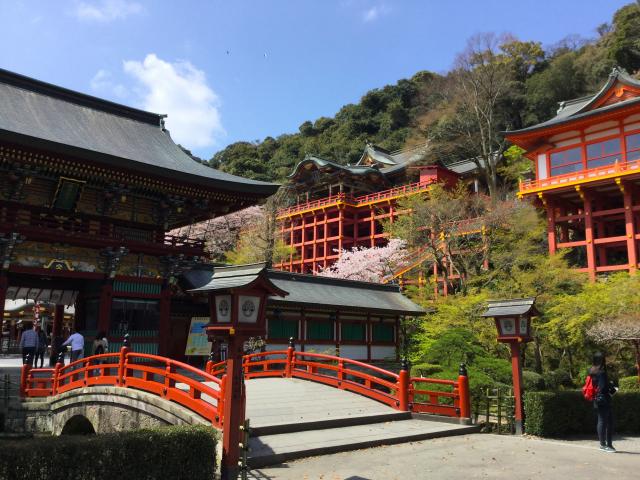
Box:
545 197 556 255
624 184 637 273
159 284 172 357
510 341 525 434
583 191 596 281
369 207 375 248
221 335 246 480
97 282 113 334
338 207 344 254
0 274 7 344
300 214 306 271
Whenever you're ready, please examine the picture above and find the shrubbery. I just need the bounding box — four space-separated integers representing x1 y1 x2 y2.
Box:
524 391 640 437
0 425 218 480
619 376 640 391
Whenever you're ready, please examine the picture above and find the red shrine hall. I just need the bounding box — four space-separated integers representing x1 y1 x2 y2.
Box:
275 143 479 276
508 67 640 279
0 68 278 357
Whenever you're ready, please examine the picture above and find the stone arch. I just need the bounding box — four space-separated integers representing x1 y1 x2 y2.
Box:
60 414 96 435
48 386 209 435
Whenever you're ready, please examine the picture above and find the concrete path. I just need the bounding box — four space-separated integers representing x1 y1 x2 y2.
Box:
249 434 640 479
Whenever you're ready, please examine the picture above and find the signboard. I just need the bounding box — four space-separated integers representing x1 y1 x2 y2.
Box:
185 317 212 356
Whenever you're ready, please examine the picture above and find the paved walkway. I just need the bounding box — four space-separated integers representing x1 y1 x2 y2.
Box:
248 434 640 480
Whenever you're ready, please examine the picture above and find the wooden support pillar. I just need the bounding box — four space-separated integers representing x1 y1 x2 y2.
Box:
623 183 638 273
583 191 596 281
369 208 375 248
97 282 113 335
323 212 328 269
545 197 556 255
300 214 306 271
338 207 344 255
159 284 172 357
510 341 525 435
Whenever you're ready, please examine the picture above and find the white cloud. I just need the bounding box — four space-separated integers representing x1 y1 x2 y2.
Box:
123 54 224 149
90 69 128 98
74 0 142 22
362 4 390 23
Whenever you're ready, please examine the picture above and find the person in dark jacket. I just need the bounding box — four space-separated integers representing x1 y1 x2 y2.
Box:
589 352 617 452
34 325 48 368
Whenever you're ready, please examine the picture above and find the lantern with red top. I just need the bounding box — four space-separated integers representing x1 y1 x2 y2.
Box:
481 298 538 435
189 263 287 480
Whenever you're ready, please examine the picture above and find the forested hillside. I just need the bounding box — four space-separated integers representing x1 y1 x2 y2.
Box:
209 3 640 185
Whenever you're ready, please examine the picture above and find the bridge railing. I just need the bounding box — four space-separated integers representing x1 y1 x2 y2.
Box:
20 347 471 422
230 345 470 418
20 347 225 428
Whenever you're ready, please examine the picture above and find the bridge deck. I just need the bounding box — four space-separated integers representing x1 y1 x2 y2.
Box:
245 377 398 429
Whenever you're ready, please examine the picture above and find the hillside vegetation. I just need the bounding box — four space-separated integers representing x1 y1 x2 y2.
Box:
209 3 640 188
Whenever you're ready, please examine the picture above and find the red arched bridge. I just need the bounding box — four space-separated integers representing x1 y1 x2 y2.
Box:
20 345 471 430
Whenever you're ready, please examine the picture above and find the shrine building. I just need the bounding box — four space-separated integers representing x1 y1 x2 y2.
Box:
275 143 478 275
183 266 425 361
508 67 640 280
0 68 278 357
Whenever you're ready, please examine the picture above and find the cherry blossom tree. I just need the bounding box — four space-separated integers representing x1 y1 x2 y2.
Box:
318 239 409 283
170 206 264 261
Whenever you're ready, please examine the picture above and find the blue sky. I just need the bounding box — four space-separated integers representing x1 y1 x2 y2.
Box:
0 0 630 159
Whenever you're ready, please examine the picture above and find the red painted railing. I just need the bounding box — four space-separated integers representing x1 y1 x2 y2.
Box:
21 347 225 428
21 347 470 424
278 180 435 217
206 346 471 419
519 158 640 194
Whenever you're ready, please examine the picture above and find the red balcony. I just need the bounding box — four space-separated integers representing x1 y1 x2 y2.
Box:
519 159 640 196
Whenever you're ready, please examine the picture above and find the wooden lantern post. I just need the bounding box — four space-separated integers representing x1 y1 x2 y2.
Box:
189 263 287 480
481 298 537 435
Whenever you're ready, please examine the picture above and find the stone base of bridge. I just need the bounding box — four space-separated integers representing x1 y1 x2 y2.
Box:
6 386 209 435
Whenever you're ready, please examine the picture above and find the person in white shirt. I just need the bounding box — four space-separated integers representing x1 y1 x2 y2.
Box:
62 328 85 362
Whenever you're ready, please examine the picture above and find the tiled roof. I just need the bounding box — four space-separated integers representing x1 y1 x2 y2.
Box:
0 68 278 195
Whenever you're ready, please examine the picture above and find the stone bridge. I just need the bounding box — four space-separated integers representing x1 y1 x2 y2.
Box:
8 386 207 435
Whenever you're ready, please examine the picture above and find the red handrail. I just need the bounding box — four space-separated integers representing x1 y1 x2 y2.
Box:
278 180 435 217
519 158 640 194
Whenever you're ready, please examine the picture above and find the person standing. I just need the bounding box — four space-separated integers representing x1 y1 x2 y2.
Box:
92 331 108 355
589 352 617 452
19 324 38 366
34 325 48 368
62 328 85 363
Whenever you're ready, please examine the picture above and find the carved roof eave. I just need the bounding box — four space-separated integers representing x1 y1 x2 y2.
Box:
0 140 268 204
